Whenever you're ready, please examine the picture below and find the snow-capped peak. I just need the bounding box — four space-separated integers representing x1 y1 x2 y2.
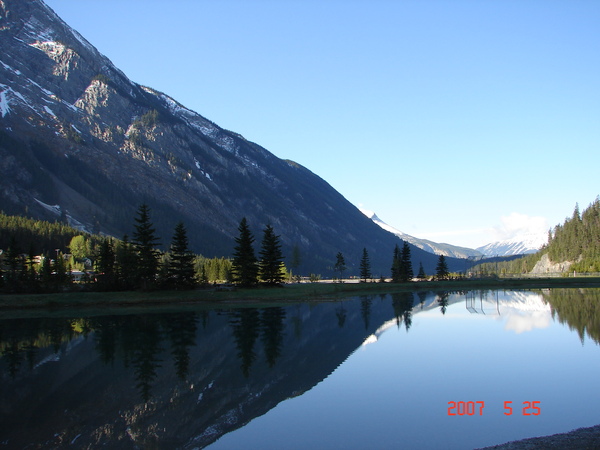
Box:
476 233 547 257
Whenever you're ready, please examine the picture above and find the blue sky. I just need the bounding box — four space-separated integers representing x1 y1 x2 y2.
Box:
44 0 599 249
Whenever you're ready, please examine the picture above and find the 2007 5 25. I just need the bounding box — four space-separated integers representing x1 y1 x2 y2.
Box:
447 401 541 416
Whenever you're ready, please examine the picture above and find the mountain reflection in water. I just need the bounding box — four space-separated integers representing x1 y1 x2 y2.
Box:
1 289 600 449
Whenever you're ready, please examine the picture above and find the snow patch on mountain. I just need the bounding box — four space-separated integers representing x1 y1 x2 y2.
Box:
0 88 9 117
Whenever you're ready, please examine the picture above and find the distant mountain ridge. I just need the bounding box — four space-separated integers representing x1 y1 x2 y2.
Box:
360 209 483 258
361 209 547 258
476 233 547 257
0 0 465 275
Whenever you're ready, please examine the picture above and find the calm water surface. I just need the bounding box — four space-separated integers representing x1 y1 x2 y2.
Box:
1 288 600 449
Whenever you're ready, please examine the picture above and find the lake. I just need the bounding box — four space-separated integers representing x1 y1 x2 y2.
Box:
1 288 600 449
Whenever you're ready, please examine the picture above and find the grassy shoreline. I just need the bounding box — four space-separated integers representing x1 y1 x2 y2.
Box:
2 277 600 318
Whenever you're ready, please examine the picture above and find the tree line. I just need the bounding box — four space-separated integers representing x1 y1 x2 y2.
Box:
0 204 454 294
333 241 449 283
0 204 292 293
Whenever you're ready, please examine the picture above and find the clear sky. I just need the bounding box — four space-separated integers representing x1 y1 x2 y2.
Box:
44 0 599 249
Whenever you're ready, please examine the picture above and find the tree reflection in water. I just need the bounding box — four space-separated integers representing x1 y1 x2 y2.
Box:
2 290 600 449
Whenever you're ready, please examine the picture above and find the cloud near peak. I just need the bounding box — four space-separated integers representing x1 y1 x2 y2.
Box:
493 212 549 241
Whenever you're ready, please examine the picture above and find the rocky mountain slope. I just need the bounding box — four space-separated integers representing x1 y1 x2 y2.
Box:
0 0 463 275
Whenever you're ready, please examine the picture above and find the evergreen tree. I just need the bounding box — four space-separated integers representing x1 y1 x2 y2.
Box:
289 244 302 279
5 236 22 291
334 252 347 282
400 241 413 282
258 224 285 285
40 252 53 289
168 222 196 289
436 254 449 280
25 244 38 288
96 238 117 290
131 204 161 290
391 244 401 283
359 247 371 282
417 262 426 280
116 235 137 289
231 218 258 286
53 251 69 287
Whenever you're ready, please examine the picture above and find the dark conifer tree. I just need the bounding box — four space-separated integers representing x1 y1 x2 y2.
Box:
359 247 371 282
168 222 196 289
289 244 302 279
400 241 413 282
258 224 285 285
417 262 426 280
334 252 347 282
116 235 137 289
231 218 258 287
436 254 449 280
131 204 161 290
5 236 22 291
40 252 53 289
26 244 38 288
391 244 401 283
54 251 69 288
96 238 117 290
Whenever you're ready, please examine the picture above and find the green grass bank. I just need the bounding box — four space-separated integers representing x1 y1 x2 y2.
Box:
2 277 600 319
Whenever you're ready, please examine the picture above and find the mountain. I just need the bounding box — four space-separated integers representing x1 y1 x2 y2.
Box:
0 0 463 275
476 233 547 257
360 209 483 259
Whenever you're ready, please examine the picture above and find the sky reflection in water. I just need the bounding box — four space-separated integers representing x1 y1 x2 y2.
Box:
2 289 600 449
209 290 600 450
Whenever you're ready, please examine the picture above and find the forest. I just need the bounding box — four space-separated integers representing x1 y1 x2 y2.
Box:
472 197 600 276
0 207 236 294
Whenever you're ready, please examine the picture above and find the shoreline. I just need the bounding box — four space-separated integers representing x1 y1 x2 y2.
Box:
479 423 600 449
1 277 599 318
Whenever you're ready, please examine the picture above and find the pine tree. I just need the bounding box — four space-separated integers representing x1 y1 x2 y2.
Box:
40 253 53 289
26 244 38 288
400 241 413 282
359 247 371 282
258 224 285 285
116 234 137 289
436 254 449 280
5 236 22 290
53 251 70 288
391 244 401 283
96 238 117 290
231 218 258 286
417 262 426 280
289 244 302 280
334 252 347 282
168 222 196 289
131 204 161 290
